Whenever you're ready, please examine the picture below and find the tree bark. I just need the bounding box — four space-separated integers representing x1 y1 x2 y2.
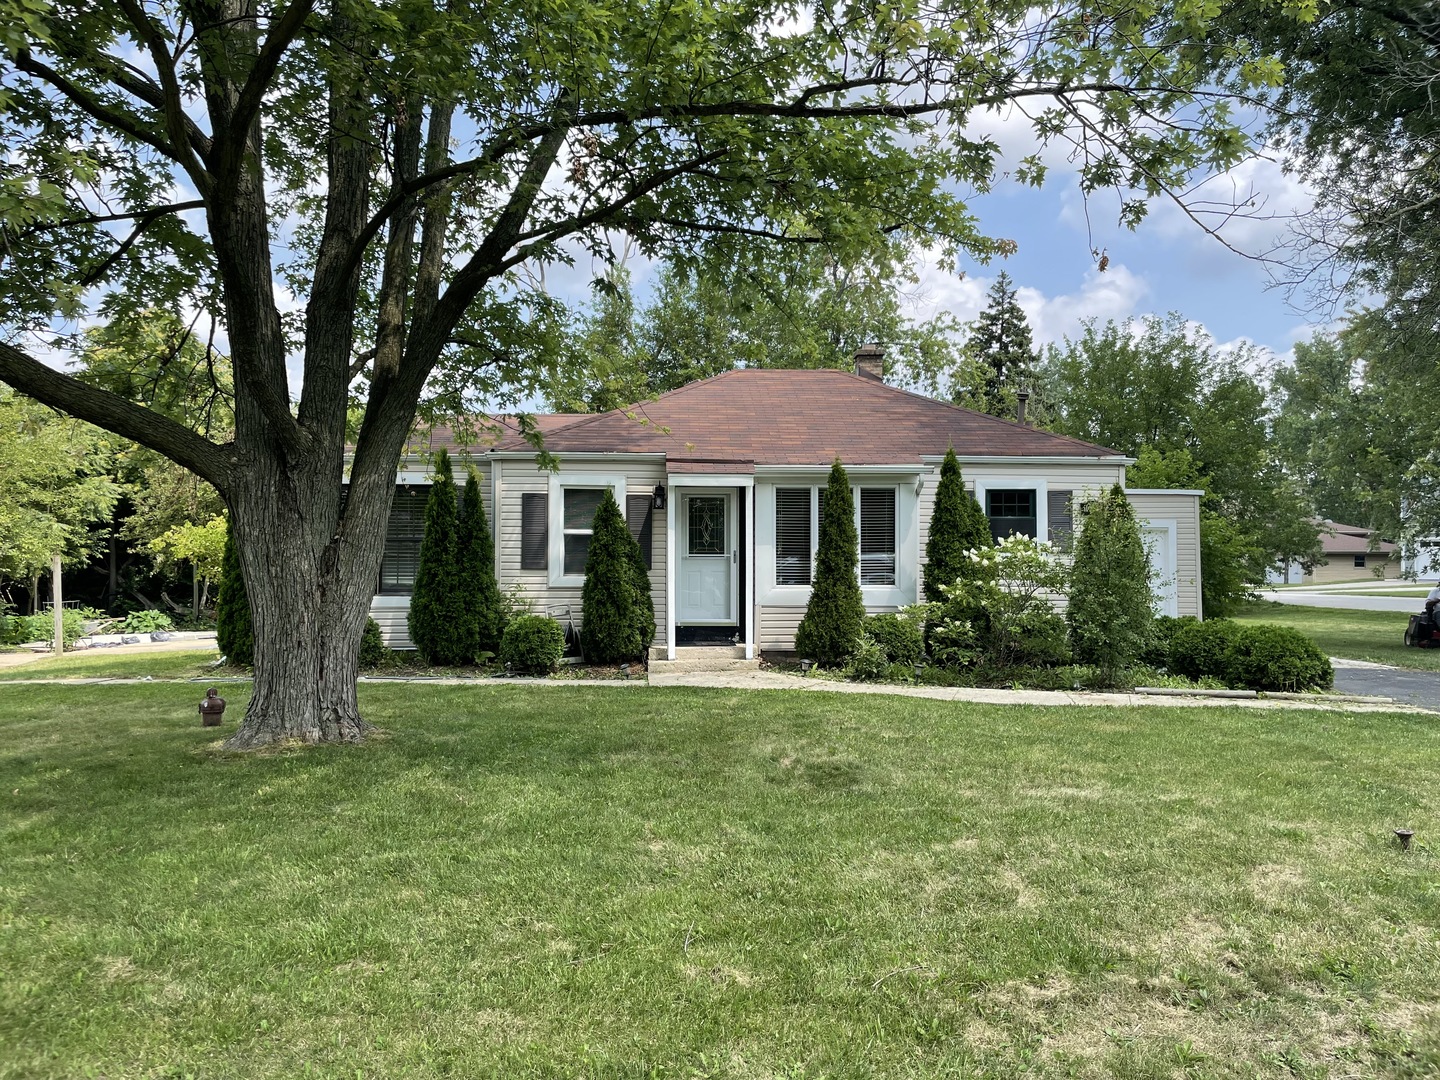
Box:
220 447 395 749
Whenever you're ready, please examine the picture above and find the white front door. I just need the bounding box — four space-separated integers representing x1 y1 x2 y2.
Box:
678 491 735 624
1143 524 1178 617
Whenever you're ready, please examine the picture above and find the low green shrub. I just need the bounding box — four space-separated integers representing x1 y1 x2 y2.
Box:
844 634 890 681
1222 624 1333 692
862 612 925 667
4 611 84 647
1170 618 1243 681
1141 615 1200 669
359 617 389 669
500 615 566 675
120 610 174 634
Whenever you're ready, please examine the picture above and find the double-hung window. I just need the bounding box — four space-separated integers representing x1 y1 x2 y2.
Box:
561 488 606 576
986 489 1037 541
859 488 897 585
772 484 899 588
377 486 428 594
774 488 814 585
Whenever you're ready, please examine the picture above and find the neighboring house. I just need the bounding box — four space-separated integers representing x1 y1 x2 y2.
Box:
359 360 1203 654
1269 520 1400 585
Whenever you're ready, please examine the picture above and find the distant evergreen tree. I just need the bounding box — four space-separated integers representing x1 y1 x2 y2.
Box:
795 459 865 665
923 447 992 603
408 450 466 665
1067 483 1156 684
455 464 505 658
215 517 254 666
964 271 1038 418
580 489 644 663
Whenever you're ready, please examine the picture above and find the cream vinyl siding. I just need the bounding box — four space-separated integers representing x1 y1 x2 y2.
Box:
497 459 669 646
1125 490 1202 618
758 604 900 651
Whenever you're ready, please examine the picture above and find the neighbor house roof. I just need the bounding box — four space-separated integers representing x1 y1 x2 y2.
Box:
1318 520 1397 556
492 368 1120 465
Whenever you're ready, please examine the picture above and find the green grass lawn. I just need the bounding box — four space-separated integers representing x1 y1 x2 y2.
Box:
2 685 1438 1078
0 649 224 681
1234 601 1440 672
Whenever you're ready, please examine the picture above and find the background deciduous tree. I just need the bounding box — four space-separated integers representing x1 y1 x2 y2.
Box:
1042 314 1318 610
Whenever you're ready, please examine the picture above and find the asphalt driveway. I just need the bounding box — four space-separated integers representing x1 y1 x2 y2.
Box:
1333 660 1440 711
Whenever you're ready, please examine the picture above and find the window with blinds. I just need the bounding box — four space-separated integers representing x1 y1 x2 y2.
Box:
986 488 1037 541
775 488 812 585
562 488 604 576
859 488 897 585
377 486 429 594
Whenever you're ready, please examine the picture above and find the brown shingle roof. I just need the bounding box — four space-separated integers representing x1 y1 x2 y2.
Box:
401 413 588 456
1318 520 1397 556
494 369 1120 465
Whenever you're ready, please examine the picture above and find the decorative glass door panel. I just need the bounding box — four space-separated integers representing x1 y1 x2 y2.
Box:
679 493 735 624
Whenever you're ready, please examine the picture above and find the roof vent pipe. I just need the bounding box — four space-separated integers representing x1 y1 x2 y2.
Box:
1017 390 1030 425
854 343 885 382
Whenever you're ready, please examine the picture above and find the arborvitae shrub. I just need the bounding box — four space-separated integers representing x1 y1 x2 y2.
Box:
359 617 388 668
795 459 865 666
500 614 566 674
923 447 992 603
1066 484 1155 684
1222 625 1333 692
579 489 643 663
1141 615 1199 669
408 451 467 665
627 534 656 655
863 612 924 667
456 464 506 658
215 520 254 666
1170 618 1243 681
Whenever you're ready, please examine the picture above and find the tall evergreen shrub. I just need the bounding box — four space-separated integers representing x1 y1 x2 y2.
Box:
215 517 254 665
408 450 467 665
1066 484 1155 683
580 489 644 663
795 459 865 665
923 446 992 602
456 464 505 658
627 533 656 655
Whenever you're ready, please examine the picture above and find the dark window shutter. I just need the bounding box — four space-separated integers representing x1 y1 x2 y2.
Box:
1048 489 1074 552
626 494 654 570
520 492 548 570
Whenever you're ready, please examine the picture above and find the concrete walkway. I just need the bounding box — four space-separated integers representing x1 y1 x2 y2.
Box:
0 632 219 669
0 669 1424 714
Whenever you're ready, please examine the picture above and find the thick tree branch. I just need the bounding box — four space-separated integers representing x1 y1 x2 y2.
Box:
21 200 205 233
0 341 232 489
226 0 317 158
113 0 211 186
13 51 182 162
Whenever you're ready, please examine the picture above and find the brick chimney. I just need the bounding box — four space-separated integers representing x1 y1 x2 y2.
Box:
854 343 885 381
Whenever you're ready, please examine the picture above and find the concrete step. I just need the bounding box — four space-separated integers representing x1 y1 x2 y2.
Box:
649 644 746 661
648 657 761 676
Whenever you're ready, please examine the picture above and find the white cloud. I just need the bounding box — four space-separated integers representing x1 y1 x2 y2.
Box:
906 257 1150 346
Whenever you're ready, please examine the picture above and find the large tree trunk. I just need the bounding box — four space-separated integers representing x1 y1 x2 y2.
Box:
221 450 397 750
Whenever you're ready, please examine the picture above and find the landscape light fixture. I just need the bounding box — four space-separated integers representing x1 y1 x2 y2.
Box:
1395 828 1414 852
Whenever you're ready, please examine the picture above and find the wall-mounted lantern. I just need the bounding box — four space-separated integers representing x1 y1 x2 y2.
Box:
652 484 667 510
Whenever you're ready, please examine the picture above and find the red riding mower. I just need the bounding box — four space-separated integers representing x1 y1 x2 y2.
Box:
1405 610 1440 648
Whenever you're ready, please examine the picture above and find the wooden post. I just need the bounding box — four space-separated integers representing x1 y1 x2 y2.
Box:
51 553 63 655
